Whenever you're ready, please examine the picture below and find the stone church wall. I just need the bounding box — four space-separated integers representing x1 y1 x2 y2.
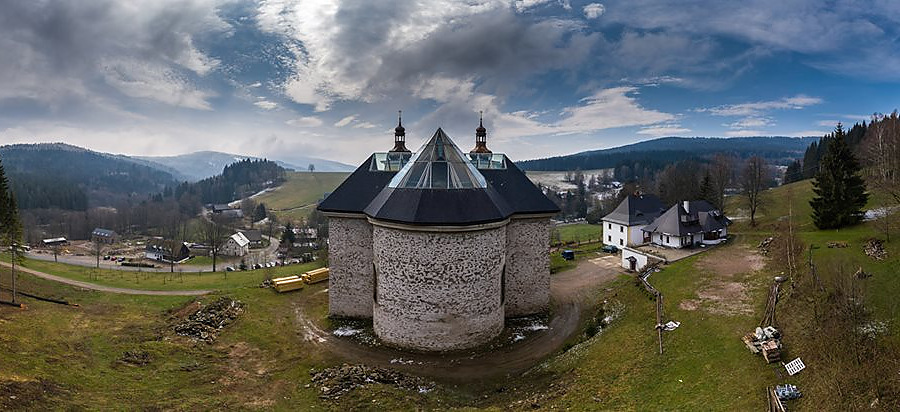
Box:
371 224 506 351
504 217 551 316
327 216 374 318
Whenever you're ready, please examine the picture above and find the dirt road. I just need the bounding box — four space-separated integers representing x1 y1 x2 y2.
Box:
0 261 212 296
294 254 623 381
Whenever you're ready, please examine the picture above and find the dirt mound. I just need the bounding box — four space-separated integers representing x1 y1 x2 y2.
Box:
173 297 244 343
697 245 765 277
119 350 151 366
310 364 434 400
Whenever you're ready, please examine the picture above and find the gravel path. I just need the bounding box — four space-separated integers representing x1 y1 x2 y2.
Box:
0 261 212 296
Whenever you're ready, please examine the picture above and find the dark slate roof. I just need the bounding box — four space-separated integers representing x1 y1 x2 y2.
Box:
480 160 559 215
642 200 731 236
319 128 559 225
316 154 398 214
602 194 666 226
239 229 263 242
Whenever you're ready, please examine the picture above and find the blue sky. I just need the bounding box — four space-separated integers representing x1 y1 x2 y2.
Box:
0 0 898 164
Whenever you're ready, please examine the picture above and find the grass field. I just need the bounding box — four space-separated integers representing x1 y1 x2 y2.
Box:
554 223 602 245
2 178 897 409
254 172 348 222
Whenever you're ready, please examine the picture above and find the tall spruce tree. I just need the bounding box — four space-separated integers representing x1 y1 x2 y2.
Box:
698 171 715 204
0 157 24 303
810 124 869 229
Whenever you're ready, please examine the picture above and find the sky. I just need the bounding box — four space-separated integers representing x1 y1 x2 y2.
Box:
0 0 898 165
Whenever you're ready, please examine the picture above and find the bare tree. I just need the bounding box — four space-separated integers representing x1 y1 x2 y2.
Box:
710 154 734 212
741 156 769 227
167 215 189 273
91 239 104 269
202 215 227 272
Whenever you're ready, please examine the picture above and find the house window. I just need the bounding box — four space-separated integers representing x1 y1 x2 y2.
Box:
372 263 378 304
608 223 612 229
608 235 611 241
619 239 623 246
620 226 623 233
501 265 506 304
666 235 670 243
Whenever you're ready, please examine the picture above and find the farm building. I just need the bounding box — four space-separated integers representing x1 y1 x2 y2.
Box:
221 232 251 256
42 237 68 247
643 200 731 248
601 193 666 248
238 229 263 246
91 228 118 244
317 117 559 352
145 240 191 263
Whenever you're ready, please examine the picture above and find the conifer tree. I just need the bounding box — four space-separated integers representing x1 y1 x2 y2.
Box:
698 171 715 204
0 157 24 303
810 124 869 229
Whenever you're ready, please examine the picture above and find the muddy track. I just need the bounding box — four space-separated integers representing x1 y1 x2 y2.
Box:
293 256 621 381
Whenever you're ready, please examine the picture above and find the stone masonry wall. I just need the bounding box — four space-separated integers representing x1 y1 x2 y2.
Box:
327 217 374 318
372 225 506 351
504 217 551 316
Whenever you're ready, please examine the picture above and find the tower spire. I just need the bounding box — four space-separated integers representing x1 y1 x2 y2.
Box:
390 110 410 153
471 111 491 154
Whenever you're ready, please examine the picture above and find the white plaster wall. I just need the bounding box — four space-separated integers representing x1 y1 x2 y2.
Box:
621 248 649 271
372 224 506 351
328 217 375 318
628 224 647 246
505 217 550 317
603 220 628 247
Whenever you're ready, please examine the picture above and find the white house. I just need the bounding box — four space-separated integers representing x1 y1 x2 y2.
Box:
221 232 250 257
602 194 666 248
642 200 731 249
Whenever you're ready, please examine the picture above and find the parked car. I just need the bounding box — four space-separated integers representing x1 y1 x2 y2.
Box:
225 266 235 272
116 257 126 262
561 250 575 261
601 245 619 253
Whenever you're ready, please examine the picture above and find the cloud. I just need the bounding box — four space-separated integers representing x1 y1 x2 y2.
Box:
637 125 691 136
699 95 822 117
254 100 278 110
0 0 228 110
334 115 357 127
583 3 605 19
286 116 323 127
727 116 773 129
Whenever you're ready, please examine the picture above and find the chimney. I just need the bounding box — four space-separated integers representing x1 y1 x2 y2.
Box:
390 110 410 153
683 200 690 213
470 111 492 154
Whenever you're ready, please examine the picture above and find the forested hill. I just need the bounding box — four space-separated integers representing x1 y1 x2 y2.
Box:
0 143 179 210
518 136 819 172
171 158 287 205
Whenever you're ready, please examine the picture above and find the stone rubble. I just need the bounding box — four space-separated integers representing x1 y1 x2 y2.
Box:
757 237 774 255
173 297 244 343
309 364 435 400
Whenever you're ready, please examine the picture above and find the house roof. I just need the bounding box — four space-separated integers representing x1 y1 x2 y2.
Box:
92 228 116 237
318 128 559 226
642 200 731 236
239 229 262 242
602 194 666 226
229 232 250 248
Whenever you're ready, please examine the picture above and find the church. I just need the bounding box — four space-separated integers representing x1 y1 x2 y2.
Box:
317 115 559 351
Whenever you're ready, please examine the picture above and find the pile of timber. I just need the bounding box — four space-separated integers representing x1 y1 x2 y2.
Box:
864 238 887 260
272 275 304 293
301 267 330 284
271 267 330 293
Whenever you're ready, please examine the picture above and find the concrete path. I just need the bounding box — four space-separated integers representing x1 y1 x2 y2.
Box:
0 261 212 296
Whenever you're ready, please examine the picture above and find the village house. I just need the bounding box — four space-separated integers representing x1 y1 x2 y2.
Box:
221 232 250 256
211 204 243 219
642 200 731 248
145 240 191 263
41 237 68 247
238 229 263 247
601 193 666 248
91 228 118 244
318 116 559 352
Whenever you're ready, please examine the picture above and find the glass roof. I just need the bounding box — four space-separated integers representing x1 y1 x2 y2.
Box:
388 128 488 189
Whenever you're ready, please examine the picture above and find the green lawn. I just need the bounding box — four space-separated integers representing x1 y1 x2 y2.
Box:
254 172 348 221
555 223 602 245
2 255 323 291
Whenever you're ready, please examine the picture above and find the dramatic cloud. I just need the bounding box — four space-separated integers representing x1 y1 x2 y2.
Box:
583 3 605 19
699 95 822 117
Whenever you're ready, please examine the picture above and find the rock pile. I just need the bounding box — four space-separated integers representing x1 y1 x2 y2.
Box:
757 237 774 255
310 364 434 400
173 297 244 343
827 241 849 248
864 239 886 261
119 350 151 366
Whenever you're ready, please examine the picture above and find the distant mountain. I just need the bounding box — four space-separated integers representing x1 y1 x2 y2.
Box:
137 151 354 182
518 136 820 171
0 143 179 210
